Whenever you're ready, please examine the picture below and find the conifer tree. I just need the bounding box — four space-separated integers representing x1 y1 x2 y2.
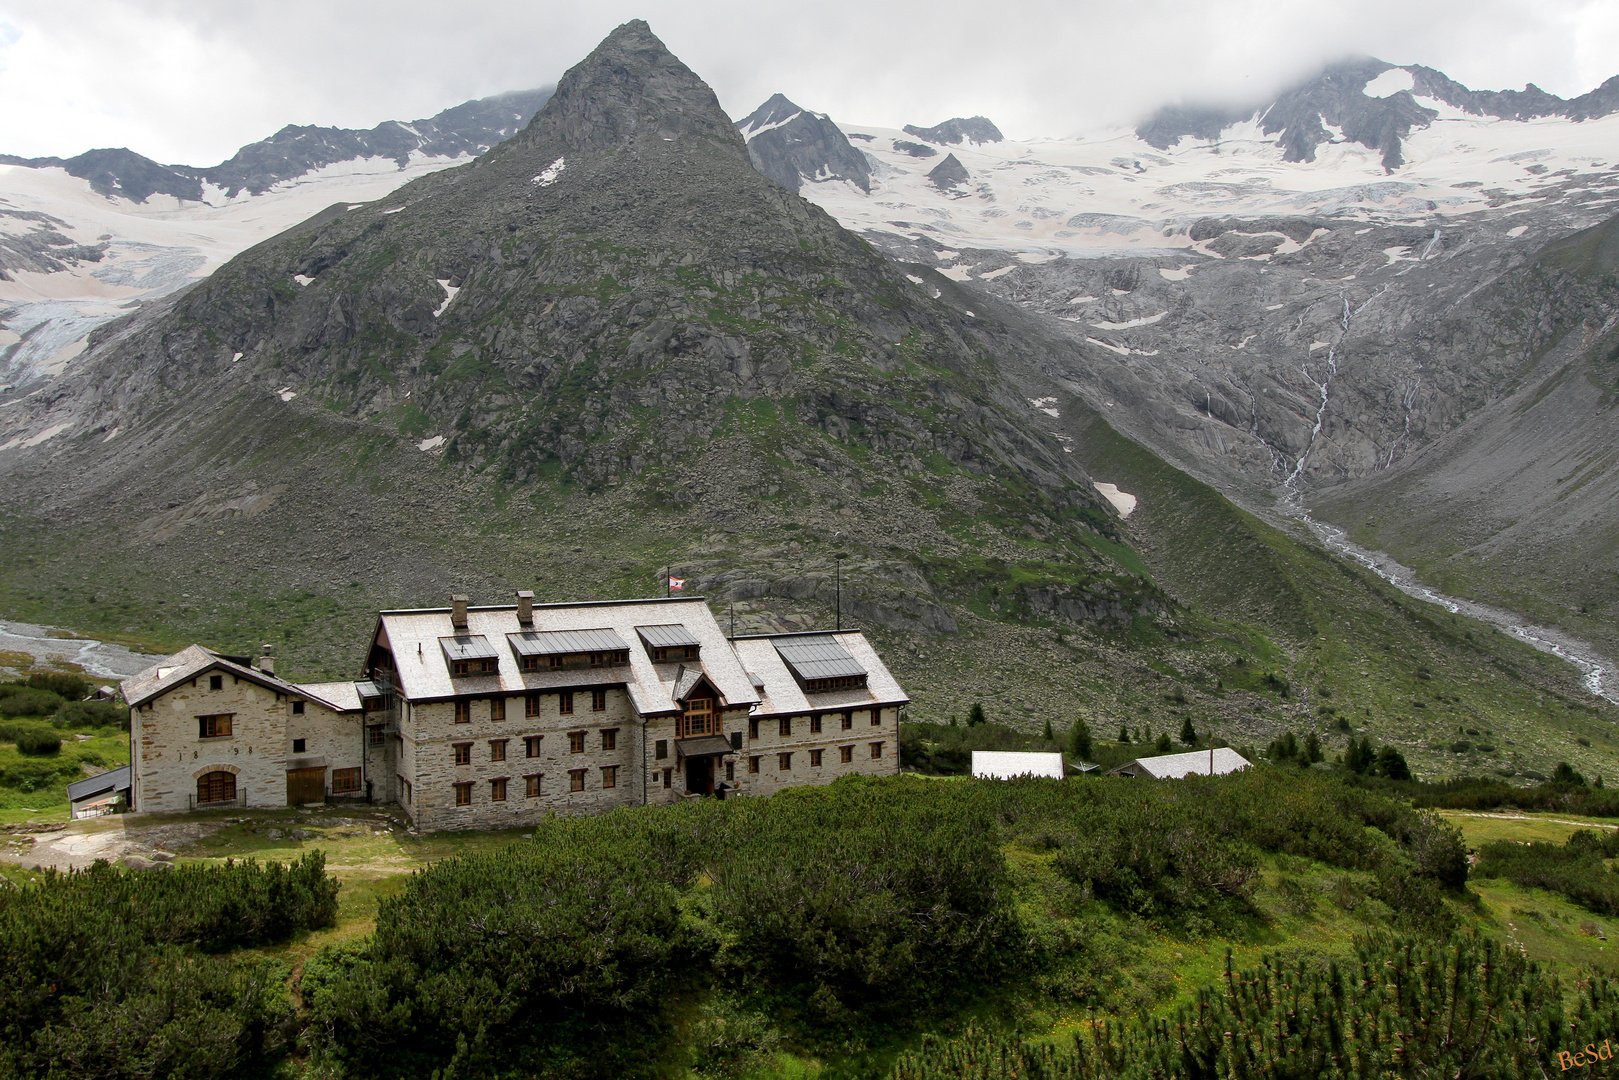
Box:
967 702 986 727
1155 732 1173 753
1304 731 1323 763
1068 720 1092 760
1118 724 1130 743
1042 719 1054 741
1179 717 1197 745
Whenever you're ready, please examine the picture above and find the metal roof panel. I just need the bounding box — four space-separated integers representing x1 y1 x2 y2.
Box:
507 628 629 656
637 624 702 648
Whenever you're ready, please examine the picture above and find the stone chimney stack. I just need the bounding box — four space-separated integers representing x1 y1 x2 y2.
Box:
517 590 534 625
451 594 470 630
259 645 275 675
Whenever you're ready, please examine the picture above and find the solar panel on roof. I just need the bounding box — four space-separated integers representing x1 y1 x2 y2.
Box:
773 635 867 681
439 635 499 660
507 628 629 656
636 624 702 648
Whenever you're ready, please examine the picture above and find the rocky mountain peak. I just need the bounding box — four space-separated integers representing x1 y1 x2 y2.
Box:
737 92 871 193
515 19 746 159
737 93 804 136
903 117 1004 145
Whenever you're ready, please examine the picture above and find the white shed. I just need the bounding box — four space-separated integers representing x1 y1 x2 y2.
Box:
972 750 1066 780
1107 747 1251 779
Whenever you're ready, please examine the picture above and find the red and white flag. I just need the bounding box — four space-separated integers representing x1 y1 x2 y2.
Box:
668 577 687 590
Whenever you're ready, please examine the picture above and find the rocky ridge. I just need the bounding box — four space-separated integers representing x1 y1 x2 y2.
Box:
737 93 871 194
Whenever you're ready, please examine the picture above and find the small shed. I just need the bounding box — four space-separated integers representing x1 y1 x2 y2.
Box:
68 765 131 819
972 751 1066 780
1108 747 1251 779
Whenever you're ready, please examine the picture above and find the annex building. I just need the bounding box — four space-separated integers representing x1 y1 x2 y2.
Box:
121 594 908 831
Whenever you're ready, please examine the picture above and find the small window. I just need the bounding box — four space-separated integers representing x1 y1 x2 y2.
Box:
525 735 543 758
655 739 668 760
559 691 574 715
725 760 735 781
491 698 506 722
451 660 469 676
549 655 566 669
292 700 305 715
778 752 792 771
454 701 471 724
490 777 508 802
569 768 586 792
870 708 882 726
568 731 585 754
198 714 233 739
749 756 760 774
810 748 824 767
525 774 543 797
477 658 498 675
525 693 540 717
748 718 759 740
490 739 507 762
870 741 884 759
778 717 792 738
591 689 607 712
601 728 618 751
333 767 362 793
367 725 386 747
454 781 473 806
729 732 743 750
662 767 673 789
209 675 223 691
601 765 618 789
453 742 472 765
292 738 306 753
810 713 822 733
840 745 854 764
840 711 853 730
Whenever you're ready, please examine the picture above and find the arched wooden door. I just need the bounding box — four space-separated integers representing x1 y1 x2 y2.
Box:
197 771 236 805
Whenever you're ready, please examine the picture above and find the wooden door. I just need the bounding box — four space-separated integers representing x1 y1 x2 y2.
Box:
286 767 326 806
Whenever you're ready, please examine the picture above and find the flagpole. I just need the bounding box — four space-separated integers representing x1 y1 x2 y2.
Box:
665 566 670 598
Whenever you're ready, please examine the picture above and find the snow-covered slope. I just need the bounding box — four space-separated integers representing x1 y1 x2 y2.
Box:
0 90 549 397
798 106 1619 263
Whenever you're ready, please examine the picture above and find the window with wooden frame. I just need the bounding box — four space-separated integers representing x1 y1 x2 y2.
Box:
559 690 574 715
807 674 866 692
451 660 470 676
525 736 543 758
680 696 713 738
600 728 618 751
453 781 473 806
489 777 508 801
840 745 854 763
453 742 472 765
591 689 607 712
748 718 759 740
454 700 471 724
870 741 884 759
655 739 668 760
367 725 386 747
525 693 540 718
197 714 233 739
841 711 853 730
332 767 362 793
489 739 507 762
778 717 792 737
749 756 760 774
725 760 735 781
491 698 505 722
651 644 699 663
662 768 673 789
209 675 223 691
525 774 543 797
870 707 882 726
810 749 824 767
568 768 586 792
600 765 618 789
778 752 792 771
568 730 585 753
810 713 822 733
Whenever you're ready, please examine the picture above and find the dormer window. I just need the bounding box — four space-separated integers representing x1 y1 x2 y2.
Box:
509 628 630 671
773 635 868 694
441 636 499 677
637 624 702 662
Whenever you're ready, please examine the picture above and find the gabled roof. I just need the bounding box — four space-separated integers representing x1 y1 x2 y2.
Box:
67 764 130 803
120 645 361 713
728 630 908 716
1108 747 1252 779
375 597 759 713
296 681 365 712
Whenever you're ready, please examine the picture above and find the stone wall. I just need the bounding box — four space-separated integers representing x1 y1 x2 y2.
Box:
730 703 898 797
287 696 366 800
404 685 642 831
133 672 289 813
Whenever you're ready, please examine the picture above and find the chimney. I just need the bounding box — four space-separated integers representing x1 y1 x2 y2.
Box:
516 590 534 625
259 644 275 676
451 594 469 630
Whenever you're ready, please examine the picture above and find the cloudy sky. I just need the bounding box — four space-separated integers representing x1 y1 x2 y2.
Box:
2 0 1614 165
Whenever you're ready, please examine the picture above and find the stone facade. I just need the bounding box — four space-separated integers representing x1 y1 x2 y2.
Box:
123 596 910 831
